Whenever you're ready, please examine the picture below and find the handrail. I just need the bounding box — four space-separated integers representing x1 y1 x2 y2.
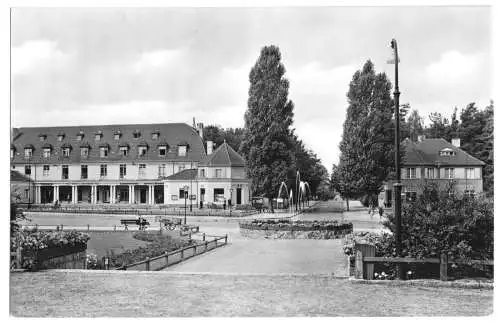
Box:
115 234 228 271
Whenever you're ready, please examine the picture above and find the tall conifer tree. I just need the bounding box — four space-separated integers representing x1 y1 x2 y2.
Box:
239 45 295 211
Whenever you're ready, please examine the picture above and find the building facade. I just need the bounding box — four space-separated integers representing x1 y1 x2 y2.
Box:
10 122 251 207
381 137 484 207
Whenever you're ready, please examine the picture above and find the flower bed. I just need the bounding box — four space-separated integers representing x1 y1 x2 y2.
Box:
239 219 352 239
15 228 90 270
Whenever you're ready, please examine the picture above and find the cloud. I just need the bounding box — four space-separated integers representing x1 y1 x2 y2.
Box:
133 48 186 73
288 62 354 95
11 40 71 75
425 51 484 86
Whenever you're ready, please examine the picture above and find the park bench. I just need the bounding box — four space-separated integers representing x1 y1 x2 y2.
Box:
120 218 150 231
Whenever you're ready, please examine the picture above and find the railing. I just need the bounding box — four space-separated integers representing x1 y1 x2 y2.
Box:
115 234 228 271
355 248 494 281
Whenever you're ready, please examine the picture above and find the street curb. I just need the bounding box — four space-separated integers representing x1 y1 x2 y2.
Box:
348 277 494 290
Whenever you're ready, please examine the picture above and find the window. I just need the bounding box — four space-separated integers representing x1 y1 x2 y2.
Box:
133 131 141 139
43 165 50 176
62 148 70 157
215 168 223 178
114 133 120 140
119 146 128 156
81 147 89 158
43 148 51 158
138 164 146 177
81 165 88 179
213 188 225 202
152 132 159 140
439 148 456 157
62 165 69 179
200 169 205 178
100 164 107 177
119 164 127 178
178 145 187 157
405 167 416 179
159 146 167 156
464 189 476 199
425 167 436 179
95 134 101 141
158 164 166 178
100 147 109 158
57 135 64 141
444 168 455 179
25 165 31 175
466 168 475 179
138 146 147 156
39 135 46 141
179 188 188 199
24 148 32 158
76 134 83 141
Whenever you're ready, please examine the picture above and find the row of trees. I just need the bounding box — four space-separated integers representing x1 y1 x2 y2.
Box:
203 46 330 210
331 59 494 209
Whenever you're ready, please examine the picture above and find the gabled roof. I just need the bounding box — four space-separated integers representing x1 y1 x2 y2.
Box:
10 123 207 164
165 169 197 181
404 138 485 166
11 170 33 183
200 141 245 167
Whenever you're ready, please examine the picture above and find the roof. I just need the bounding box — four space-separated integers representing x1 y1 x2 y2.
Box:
165 168 197 181
200 141 246 167
11 123 207 165
11 170 33 183
403 138 485 166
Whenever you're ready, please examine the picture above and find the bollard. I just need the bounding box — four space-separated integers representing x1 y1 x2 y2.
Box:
440 253 448 281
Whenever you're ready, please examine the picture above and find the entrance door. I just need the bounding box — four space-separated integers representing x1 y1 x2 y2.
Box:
236 188 242 205
200 188 205 202
140 188 147 203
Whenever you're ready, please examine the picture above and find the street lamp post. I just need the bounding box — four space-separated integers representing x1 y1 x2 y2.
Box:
390 38 403 280
184 185 188 225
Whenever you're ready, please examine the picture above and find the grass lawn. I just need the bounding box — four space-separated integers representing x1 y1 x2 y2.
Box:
10 271 493 317
86 232 149 258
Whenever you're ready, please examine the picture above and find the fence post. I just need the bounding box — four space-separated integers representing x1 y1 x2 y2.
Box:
193 245 197 255
440 253 448 281
146 257 150 271
165 251 169 267
181 249 184 260
205 241 208 252
225 234 228 244
215 238 218 248
123 264 127 271
355 250 364 279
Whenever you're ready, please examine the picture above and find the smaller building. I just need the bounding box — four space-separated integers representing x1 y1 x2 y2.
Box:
10 170 35 204
381 137 484 207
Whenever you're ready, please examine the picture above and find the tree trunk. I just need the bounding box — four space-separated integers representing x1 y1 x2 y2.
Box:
346 198 350 211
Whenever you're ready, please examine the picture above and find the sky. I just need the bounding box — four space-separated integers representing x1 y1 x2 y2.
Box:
10 6 492 173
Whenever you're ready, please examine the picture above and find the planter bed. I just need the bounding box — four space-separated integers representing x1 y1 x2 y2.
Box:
239 219 352 239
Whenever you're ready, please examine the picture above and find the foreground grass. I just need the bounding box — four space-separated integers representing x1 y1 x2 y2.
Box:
10 271 492 317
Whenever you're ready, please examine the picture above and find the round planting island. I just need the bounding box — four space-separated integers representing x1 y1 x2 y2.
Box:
239 219 353 240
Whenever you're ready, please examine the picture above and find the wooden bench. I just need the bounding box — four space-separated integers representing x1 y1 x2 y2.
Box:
120 218 150 231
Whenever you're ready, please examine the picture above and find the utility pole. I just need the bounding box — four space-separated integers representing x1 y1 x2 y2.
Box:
390 38 403 280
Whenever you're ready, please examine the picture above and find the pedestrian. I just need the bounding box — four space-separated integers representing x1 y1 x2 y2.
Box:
378 206 384 220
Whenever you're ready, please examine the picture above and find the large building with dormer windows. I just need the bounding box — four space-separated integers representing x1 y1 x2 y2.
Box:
381 137 484 207
10 122 251 207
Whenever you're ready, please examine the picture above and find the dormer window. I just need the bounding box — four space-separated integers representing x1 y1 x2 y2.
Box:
138 146 147 156
57 132 65 142
43 148 51 159
76 131 85 141
133 130 141 139
178 145 187 157
39 134 47 142
62 148 70 157
152 132 160 140
114 131 121 140
159 146 167 156
119 146 129 156
100 144 109 158
95 131 103 141
81 147 89 158
24 148 33 159
439 148 455 157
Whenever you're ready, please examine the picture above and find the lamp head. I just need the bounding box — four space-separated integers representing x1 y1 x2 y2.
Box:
390 39 396 49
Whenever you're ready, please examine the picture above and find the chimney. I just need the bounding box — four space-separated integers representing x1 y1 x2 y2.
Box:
197 122 204 139
207 140 213 155
417 135 426 142
452 138 460 148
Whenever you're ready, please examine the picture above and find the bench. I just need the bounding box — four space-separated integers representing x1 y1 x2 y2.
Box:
120 218 150 231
